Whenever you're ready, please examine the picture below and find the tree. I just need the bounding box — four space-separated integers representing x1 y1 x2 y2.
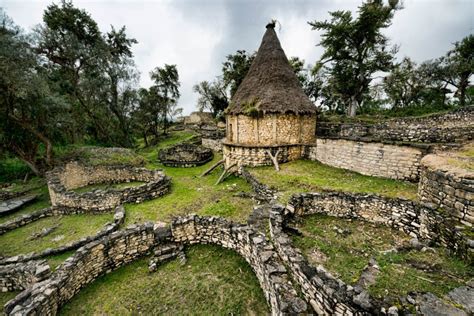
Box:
193 78 229 120
101 26 139 147
0 10 64 175
309 0 400 116
289 56 321 104
36 0 138 147
384 57 426 108
222 50 255 97
436 35 473 106
150 64 182 135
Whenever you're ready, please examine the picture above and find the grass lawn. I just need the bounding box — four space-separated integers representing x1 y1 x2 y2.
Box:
0 213 112 257
250 159 418 203
125 133 254 224
292 214 473 300
60 244 269 315
0 291 18 309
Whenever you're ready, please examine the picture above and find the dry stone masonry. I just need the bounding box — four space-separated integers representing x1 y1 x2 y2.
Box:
158 143 213 167
418 154 473 226
287 191 473 260
5 216 308 315
0 260 50 293
305 138 427 181
47 162 170 212
317 106 473 144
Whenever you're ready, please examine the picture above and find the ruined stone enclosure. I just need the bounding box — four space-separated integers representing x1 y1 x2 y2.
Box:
46 161 171 212
158 143 213 167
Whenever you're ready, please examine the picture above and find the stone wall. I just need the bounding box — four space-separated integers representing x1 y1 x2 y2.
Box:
5 216 307 315
0 260 50 293
201 138 224 152
306 138 427 181
418 154 473 226
287 191 473 259
158 144 213 167
0 208 53 235
171 216 307 314
47 162 170 212
269 205 381 315
226 114 316 146
317 106 474 143
223 144 304 168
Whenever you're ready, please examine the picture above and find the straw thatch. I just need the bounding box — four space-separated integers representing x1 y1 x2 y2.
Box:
226 22 316 116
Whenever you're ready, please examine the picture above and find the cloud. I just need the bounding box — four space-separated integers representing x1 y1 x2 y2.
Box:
1 0 472 114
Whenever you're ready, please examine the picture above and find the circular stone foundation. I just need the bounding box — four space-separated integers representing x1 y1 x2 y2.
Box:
158 144 213 167
46 162 170 212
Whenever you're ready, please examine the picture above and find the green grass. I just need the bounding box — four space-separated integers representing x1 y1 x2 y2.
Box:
0 291 18 309
250 159 418 203
292 214 473 301
60 244 269 315
72 181 145 193
0 213 112 257
125 135 254 224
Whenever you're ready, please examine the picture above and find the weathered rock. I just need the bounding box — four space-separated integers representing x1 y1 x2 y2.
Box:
416 293 467 316
0 195 37 216
448 286 474 314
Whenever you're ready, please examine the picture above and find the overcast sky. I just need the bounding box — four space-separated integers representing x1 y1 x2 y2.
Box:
1 0 473 114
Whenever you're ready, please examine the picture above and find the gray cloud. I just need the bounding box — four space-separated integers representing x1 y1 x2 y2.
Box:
1 0 472 114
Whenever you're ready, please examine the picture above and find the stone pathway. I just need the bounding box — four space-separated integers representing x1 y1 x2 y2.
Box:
0 195 37 216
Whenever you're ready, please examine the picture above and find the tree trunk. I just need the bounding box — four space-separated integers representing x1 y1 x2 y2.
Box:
458 74 469 107
348 98 358 117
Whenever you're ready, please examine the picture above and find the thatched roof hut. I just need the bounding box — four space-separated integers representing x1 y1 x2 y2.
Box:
223 22 317 169
226 22 316 116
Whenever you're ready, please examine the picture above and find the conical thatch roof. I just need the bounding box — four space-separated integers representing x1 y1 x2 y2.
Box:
226 22 316 116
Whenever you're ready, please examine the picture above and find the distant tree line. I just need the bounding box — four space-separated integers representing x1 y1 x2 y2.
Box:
194 0 473 118
0 2 181 175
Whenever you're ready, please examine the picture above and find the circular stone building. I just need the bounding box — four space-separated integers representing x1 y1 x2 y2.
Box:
223 22 317 168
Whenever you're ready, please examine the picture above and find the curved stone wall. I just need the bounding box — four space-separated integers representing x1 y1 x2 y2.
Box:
0 260 50 293
226 114 316 146
4 216 307 315
418 154 473 226
158 144 213 167
46 162 170 212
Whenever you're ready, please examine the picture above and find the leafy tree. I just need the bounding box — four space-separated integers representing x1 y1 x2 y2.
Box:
0 10 64 175
36 0 138 146
384 57 426 108
150 64 182 135
193 78 228 120
289 56 321 104
309 0 400 116
133 64 181 143
222 50 255 97
436 35 473 106
101 26 139 146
